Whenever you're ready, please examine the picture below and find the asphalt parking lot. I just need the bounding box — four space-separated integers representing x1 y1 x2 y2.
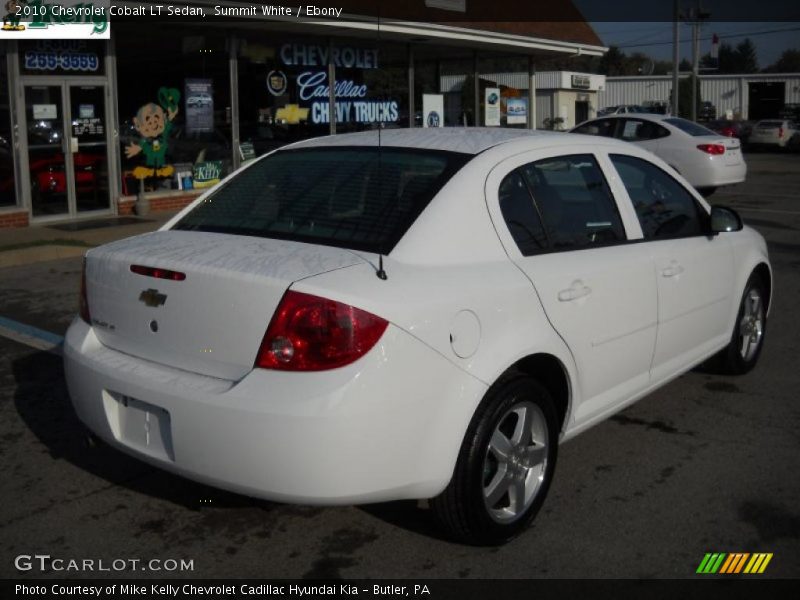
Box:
1 152 799 580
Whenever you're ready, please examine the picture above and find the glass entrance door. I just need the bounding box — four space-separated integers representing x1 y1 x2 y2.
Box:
69 85 109 213
25 85 68 217
24 83 111 219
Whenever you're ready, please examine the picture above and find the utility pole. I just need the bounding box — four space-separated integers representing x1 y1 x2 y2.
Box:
672 0 680 117
691 13 699 122
690 1 711 122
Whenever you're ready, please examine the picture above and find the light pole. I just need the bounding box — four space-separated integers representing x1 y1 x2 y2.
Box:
672 0 679 117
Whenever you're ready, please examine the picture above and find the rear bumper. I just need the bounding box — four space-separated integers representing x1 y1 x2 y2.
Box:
691 157 747 188
64 318 487 504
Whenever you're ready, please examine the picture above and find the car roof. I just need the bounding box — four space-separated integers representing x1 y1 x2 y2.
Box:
287 127 563 155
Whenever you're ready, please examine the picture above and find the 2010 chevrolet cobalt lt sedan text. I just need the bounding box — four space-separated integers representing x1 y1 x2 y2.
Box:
64 129 771 545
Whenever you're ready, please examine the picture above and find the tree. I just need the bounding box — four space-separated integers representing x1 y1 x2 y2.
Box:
598 46 626 76
764 48 800 73
734 38 758 73
652 60 673 75
717 43 738 73
672 74 702 119
700 43 739 74
626 52 655 76
698 40 759 74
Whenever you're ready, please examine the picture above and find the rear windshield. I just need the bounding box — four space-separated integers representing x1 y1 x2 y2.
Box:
173 147 470 254
663 118 717 136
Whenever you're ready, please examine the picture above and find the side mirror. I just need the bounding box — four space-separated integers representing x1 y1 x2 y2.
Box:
710 205 743 234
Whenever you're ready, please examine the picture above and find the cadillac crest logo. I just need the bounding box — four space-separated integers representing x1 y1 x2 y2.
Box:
266 70 288 96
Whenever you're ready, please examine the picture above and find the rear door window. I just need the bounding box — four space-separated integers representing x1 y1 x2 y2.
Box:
617 119 668 141
519 154 626 250
573 119 616 137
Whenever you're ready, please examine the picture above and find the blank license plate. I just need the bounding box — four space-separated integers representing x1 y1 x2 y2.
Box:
114 394 175 461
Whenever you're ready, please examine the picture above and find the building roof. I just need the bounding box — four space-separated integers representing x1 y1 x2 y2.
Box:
186 1 606 57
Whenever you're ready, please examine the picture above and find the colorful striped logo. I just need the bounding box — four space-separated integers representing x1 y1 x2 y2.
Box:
696 553 773 574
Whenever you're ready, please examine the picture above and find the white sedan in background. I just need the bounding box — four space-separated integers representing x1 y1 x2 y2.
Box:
748 119 799 150
571 113 746 196
64 128 770 545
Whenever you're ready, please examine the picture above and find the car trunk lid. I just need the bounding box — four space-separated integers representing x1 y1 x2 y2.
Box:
84 230 364 380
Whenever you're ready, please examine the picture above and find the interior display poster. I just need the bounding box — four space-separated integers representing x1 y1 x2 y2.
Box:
185 79 214 134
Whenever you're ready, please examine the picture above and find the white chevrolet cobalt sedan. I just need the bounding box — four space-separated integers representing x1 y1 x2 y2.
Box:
65 129 770 545
570 113 747 196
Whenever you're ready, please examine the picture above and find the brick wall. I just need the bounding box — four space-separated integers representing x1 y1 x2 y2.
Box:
151 194 200 212
0 211 30 229
117 192 200 216
118 198 136 216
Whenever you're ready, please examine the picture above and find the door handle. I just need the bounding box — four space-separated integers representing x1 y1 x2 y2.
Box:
558 280 592 302
661 261 685 278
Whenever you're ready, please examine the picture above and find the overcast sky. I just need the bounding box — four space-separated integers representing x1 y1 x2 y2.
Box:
590 21 799 69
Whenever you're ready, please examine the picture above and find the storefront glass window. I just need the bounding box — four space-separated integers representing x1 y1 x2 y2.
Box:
478 55 530 129
115 26 231 196
335 41 408 134
417 47 474 127
416 47 532 129
237 36 409 156
0 43 16 208
238 35 332 157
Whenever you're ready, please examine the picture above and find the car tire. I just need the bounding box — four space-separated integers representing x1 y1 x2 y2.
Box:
713 273 768 375
431 375 558 545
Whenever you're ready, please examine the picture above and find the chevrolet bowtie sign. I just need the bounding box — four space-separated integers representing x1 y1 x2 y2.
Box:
139 289 167 308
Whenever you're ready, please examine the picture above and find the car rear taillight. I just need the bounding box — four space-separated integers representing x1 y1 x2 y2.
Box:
697 144 726 155
722 127 736 137
778 127 784 139
79 258 91 324
255 291 388 371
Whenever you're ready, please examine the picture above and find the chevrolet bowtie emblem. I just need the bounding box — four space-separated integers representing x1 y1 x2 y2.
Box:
139 288 167 307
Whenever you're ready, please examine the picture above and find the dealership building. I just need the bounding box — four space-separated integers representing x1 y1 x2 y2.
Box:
0 0 606 229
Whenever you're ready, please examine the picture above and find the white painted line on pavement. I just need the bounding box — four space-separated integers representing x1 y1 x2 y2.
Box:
0 315 64 356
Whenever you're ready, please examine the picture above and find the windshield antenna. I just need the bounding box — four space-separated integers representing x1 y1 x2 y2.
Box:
376 255 388 280
373 6 387 283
